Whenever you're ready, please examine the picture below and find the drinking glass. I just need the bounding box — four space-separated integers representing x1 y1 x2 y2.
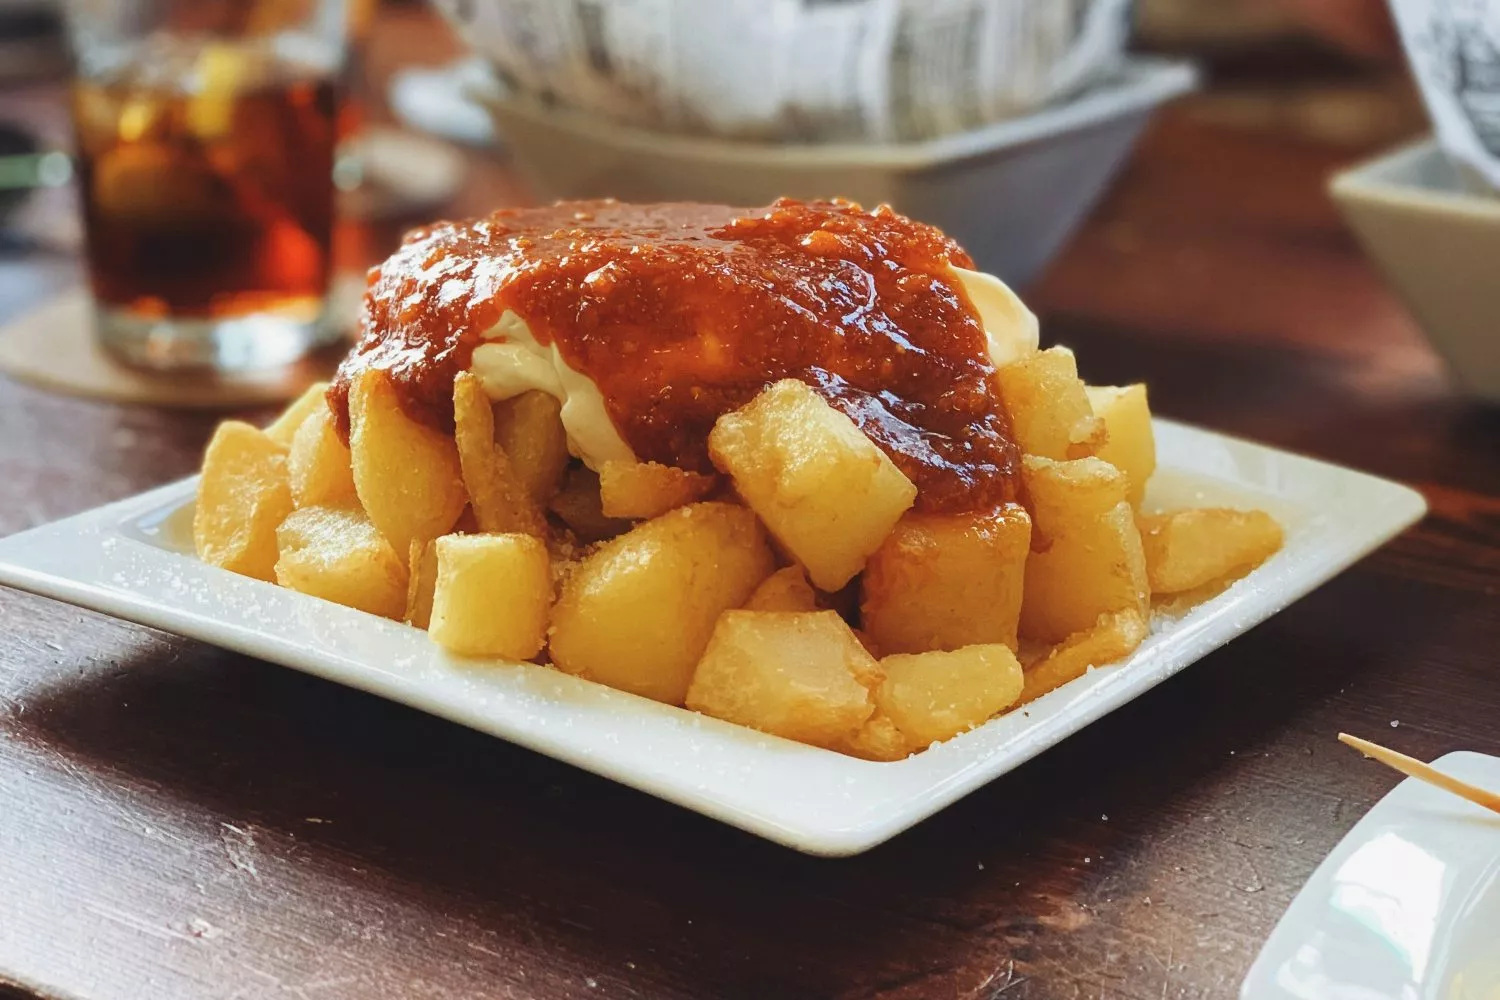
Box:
63 0 348 370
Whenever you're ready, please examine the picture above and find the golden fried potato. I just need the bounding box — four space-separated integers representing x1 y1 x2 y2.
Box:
453 372 546 537
493 390 570 503
550 502 775 704
429 533 551 659
875 644 1025 749
348 369 467 555
1019 456 1148 643
194 421 294 581
263 381 330 446
1138 507 1283 594
1085 384 1155 506
708 378 916 591
287 408 357 509
404 539 438 629
995 346 1104 460
861 504 1031 654
1018 609 1148 706
685 610 877 749
274 504 408 618
744 565 819 613
548 464 633 543
598 460 717 519
838 710 911 762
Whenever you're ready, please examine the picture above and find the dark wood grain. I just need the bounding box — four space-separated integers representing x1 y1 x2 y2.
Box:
3 10 1497 999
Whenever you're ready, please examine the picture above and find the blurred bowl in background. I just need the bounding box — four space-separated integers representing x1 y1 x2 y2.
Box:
479 58 1196 286
1332 140 1500 403
435 0 1133 144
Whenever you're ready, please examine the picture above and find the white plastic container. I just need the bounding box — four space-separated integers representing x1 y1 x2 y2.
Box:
479 59 1196 285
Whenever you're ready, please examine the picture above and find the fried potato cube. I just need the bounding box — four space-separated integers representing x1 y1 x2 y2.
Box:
996 346 1105 460
1138 508 1283 594
404 539 438 629
348 369 467 555
875 644 1025 749
707 378 916 591
263 381 330 446
287 408 357 509
1019 456 1149 644
428 533 551 659
744 565 819 612
861 504 1031 655
1018 609 1148 706
194 421 294 581
838 711 911 762
1084 384 1155 506
598 460 717 519
550 502 775 704
493 390 570 504
274 505 408 618
548 464 633 543
685 610 877 749
453 372 546 537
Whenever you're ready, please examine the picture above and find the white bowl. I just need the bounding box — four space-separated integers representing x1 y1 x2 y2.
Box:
480 59 1197 286
1332 140 1500 402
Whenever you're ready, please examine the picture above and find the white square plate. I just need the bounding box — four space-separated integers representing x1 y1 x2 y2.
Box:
0 420 1425 856
1241 751 1500 999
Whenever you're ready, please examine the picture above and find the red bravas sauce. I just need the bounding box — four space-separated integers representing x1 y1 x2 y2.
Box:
330 198 1020 513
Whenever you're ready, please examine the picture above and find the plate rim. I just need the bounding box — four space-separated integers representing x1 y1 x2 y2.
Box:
0 419 1428 856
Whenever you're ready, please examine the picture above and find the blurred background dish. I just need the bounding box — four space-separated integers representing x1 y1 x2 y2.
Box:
435 0 1133 144
387 55 500 147
1332 140 1500 403
481 58 1195 286
336 124 468 219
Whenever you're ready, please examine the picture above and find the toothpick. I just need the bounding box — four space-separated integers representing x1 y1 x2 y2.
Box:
1339 733 1500 815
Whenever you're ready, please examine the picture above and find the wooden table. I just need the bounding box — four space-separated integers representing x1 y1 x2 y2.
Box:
3 14 1498 1000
